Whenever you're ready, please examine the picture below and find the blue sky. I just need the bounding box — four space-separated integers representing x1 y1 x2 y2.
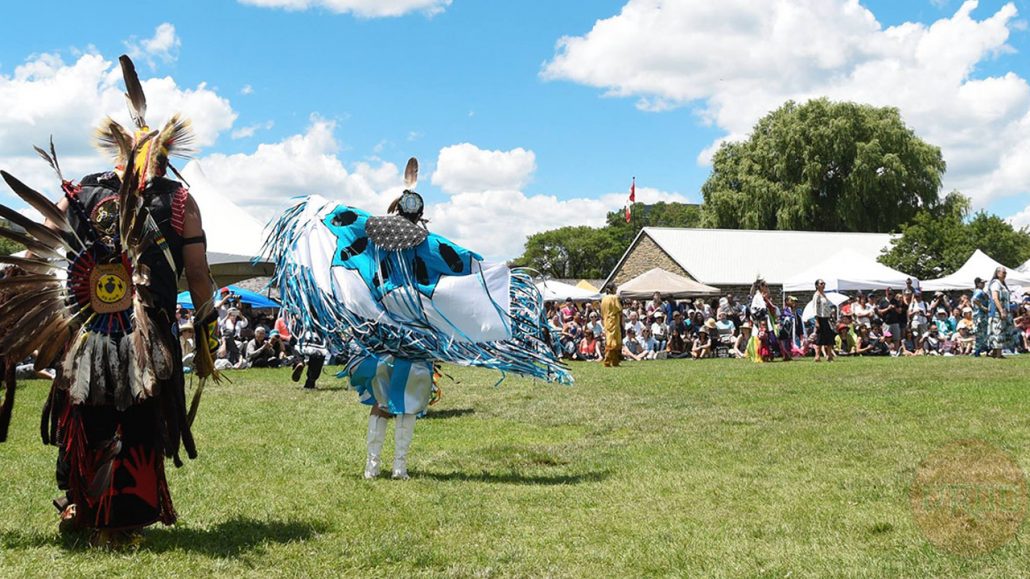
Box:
1 0 1030 260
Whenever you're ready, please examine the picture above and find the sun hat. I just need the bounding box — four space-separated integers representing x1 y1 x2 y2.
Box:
704 319 717 330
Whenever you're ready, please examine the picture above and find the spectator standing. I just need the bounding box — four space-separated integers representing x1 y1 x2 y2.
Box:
220 307 249 342
852 294 874 328
971 277 990 355
877 289 903 347
812 279 836 362
987 267 1017 358
646 292 663 317
908 290 928 338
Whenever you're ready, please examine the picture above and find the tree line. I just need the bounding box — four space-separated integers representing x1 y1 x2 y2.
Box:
513 98 1030 280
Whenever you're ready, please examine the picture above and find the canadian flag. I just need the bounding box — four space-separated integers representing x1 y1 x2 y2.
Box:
625 177 635 223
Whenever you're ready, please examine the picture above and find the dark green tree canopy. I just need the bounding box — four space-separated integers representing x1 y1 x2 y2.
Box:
513 201 702 279
879 192 1030 279
701 98 946 233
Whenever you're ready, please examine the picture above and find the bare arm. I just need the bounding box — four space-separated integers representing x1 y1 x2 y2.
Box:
181 194 214 312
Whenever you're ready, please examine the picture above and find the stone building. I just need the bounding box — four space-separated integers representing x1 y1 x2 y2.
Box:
602 227 895 303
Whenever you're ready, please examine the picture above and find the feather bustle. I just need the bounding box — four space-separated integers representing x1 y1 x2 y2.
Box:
0 171 73 233
0 256 60 275
0 203 78 253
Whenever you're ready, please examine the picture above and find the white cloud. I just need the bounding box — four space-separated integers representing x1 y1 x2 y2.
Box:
182 127 685 260
1009 205 1030 228
428 185 690 261
125 23 181 68
431 143 536 194
238 0 451 18
542 0 1030 215
426 143 688 259
0 50 236 207
231 120 275 139
182 117 401 220
241 84 254 95
0 51 234 156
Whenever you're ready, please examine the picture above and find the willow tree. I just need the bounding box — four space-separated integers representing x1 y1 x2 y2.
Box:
701 98 946 232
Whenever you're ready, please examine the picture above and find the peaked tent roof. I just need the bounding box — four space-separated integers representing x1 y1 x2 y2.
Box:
576 279 600 292
536 280 602 302
604 227 895 287
618 267 720 299
783 248 917 292
921 249 1030 290
180 163 274 287
1020 258 1030 273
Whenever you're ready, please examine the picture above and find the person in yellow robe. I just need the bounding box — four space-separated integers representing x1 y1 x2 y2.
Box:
601 287 623 367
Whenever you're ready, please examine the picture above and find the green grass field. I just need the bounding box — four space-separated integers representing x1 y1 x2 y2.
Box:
1 356 1029 577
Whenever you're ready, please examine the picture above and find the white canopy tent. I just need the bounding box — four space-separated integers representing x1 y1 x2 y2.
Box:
617 267 720 299
535 280 601 302
921 249 1030 291
783 248 917 292
179 163 274 287
1019 257 1030 274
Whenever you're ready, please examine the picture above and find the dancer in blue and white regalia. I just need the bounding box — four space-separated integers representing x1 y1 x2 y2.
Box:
264 158 570 479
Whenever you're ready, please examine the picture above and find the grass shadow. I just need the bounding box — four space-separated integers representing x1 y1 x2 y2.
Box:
1 517 329 557
147 517 329 556
421 408 476 420
414 469 609 486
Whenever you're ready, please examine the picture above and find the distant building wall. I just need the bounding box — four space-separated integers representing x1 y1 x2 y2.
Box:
610 234 690 286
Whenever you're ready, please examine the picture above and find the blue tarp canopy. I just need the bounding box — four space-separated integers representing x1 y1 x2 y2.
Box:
177 284 280 310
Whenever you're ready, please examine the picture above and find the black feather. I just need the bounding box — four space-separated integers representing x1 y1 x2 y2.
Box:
0 226 65 260
119 55 147 128
0 255 59 275
0 171 73 234
0 203 77 252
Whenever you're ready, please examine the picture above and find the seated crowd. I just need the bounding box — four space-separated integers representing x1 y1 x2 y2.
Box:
175 288 332 389
547 287 1030 362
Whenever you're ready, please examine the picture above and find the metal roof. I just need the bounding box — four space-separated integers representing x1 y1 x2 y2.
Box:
610 227 896 286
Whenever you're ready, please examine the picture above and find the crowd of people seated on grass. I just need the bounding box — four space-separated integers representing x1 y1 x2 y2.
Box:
175 288 331 388
546 268 1029 363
